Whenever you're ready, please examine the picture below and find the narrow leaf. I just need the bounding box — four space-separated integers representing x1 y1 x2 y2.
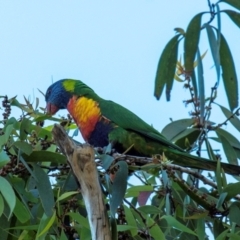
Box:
0 194 4 217
13 197 31 223
217 104 240 131
0 150 10 168
229 202 240 225
0 176 16 219
217 133 238 165
184 13 203 73
14 141 33 155
68 212 90 229
23 150 66 164
216 192 227 209
56 191 79 202
154 34 180 101
20 118 31 140
197 49 205 124
100 154 115 171
205 139 217 161
205 24 220 84
125 185 153 198
123 205 138 237
161 118 194 141
224 10 240 28
147 217 165 240
162 215 197 236
37 210 56 237
220 0 240 10
197 218 205 240
32 164 54 216
219 33 238 110
110 161 128 217
223 182 240 200
138 205 161 214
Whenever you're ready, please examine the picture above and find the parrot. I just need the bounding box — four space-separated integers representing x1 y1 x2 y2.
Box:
45 79 240 175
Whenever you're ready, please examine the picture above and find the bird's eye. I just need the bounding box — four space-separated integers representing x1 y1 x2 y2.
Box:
46 89 51 99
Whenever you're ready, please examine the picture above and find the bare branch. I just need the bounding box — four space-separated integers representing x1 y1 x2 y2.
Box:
52 124 111 240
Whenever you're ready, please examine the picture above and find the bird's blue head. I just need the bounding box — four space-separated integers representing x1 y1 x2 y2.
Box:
45 79 72 114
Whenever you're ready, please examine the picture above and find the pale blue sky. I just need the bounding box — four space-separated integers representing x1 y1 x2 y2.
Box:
1 2 240 238
0 1 239 140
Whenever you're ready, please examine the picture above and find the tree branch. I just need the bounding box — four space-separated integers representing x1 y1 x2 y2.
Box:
52 124 111 240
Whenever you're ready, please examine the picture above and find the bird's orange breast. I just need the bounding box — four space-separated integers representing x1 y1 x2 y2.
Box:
67 96 101 141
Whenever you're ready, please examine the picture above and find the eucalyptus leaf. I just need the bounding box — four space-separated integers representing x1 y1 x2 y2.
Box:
110 161 128 217
32 164 54 217
219 33 238 111
0 176 16 219
154 34 180 101
184 13 203 73
220 0 240 10
224 10 240 28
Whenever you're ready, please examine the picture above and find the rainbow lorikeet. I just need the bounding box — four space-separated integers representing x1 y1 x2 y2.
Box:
45 79 240 175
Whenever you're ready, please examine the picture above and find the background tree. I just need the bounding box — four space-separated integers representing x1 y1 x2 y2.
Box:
1 0 240 239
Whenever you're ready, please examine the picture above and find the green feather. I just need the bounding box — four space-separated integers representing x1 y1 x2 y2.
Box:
62 79 240 175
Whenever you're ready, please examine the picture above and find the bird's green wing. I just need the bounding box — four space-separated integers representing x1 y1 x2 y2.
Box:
99 99 184 151
99 99 240 176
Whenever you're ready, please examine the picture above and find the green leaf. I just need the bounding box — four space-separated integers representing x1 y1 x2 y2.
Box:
197 218 205 240
219 33 238 111
20 118 32 140
79 227 91 240
0 214 10 240
184 13 203 73
205 139 217 161
0 176 16 219
217 133 238 165
23 150 66 164
56 191 79 202
0 150 10 168
220 0 240 10
37 210 56 237
13 196 31 223
216 192 227 210
32 164 54 216
0 124 14 148
173 128 200 150
123 205 138 237
117 225 138 232
138 205 161 215
147 217 165 239
162 215 197 236
217 104 240 132
215 128 240 150
223 182 240 200
110 161 128 217
60 230 68 240
197 49 205 124
0 194 4 217
205 24 221 85
214 219 227 239
229 202 240 225
216 159 223 195
100 154 115 171
161 119 194 141
36 213 51 240
68 212 90 229
111 217 118 240
14 141 33 155
224 10 240 28
154 34 180 101
125 185 153 198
